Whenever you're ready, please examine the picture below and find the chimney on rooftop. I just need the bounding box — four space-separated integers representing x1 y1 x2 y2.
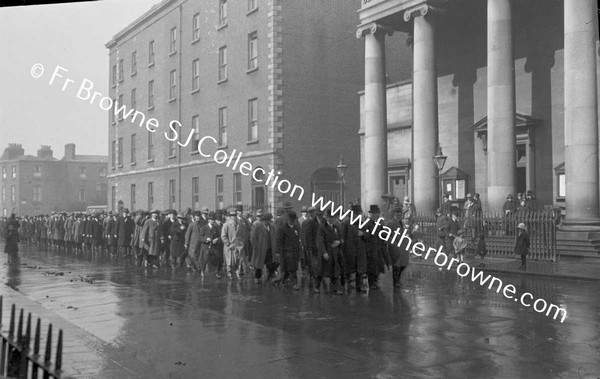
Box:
65 143 76 161
1 143 25 160
37 145 53 159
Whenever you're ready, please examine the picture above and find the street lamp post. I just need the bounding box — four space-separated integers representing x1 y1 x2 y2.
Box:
336 155 347 207
433 144 447 209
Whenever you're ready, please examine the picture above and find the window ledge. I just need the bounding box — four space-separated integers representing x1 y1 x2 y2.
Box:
147 159 154 163
168 154 177 159
131 71 137 77
147 106 154 111
246 67 258 74
191 89 200 95
148 62 155 68
217 22 228 31
169 50 177 57
117 165 123 169
112 84 116 88
247 7 258 15
191 38 200 45
168 97 177 103
247 140 259 145
190 150 199 155
217 78 228 85
118 78 124 83
217 145 228 150
130 162 136 166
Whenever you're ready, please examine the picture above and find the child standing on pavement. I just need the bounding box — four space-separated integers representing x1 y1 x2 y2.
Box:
453 229 468 262
476 234 487 267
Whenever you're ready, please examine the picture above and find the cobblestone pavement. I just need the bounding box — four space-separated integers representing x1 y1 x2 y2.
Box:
1 245 599 379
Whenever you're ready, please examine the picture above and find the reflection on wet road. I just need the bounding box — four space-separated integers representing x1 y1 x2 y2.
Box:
2 245 599 378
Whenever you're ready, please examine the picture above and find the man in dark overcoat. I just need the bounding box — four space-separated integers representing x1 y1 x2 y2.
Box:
515 222 530 270
301 207 321 286
184 211 202 271
340 204 368 291
276 210 302 290
363 205 389 290
117 209 135 256
315 210 344 295
250 212 276 283
386 206 408 288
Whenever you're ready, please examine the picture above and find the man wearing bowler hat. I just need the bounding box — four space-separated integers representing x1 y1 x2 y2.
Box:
315 209 344 294
340 203 368 291
363 204 390 290
301 206 320 286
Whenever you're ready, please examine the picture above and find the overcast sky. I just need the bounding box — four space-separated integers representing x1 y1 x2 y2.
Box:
0 0 159 158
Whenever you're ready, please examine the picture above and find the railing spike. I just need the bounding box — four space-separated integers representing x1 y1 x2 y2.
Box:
9 304 15 339
55 329 63 371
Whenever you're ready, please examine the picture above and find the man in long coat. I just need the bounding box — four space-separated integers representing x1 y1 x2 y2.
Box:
184 211 202 271
141 210 161 268
250 212 276 284
340 204 368 291
301 207 321 285
387 207 409 288
197 212 221 276
315 210 344 295
277 210 302 290
117 209 135 256
363 205 389 290
221 209 245 279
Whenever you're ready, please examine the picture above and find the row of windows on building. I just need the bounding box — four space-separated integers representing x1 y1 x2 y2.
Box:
0 166 107 180
112 25 258 89
1 185 89 204
111 99 258 169
112 173 247 211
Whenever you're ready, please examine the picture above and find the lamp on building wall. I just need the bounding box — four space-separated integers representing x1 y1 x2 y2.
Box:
336 155 347 207
433 144 447 208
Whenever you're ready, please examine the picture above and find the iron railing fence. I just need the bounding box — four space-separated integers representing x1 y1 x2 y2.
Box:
413 211 558 261
0 296 63 378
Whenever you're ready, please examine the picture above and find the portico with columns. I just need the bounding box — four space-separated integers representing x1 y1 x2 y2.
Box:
357 0 600 259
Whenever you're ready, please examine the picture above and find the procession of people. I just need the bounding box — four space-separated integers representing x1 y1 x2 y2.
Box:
0 199 424 294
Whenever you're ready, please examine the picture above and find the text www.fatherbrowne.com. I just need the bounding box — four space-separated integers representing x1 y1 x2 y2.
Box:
33 63 568 324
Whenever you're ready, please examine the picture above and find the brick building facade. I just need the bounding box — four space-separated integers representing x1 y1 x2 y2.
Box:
0 143 108 216
106 0 363 213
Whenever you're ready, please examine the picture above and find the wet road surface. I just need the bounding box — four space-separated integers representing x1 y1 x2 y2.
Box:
1 245 599 379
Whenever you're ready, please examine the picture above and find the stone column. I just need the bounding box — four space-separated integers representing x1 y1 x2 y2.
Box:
405 5 438 213
357 23 391 209
487 0 515 212
563 0 600 226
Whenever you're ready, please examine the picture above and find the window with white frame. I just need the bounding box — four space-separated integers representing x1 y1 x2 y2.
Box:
1 186 5 203
131 51 137 75
131 134 136 164
11 185 15 202
216 175 223 210
118 59 124 82
192 115 200 152
218 107 227 146
147 131 154 161
117 94 124 120
79 188 86 202
149 40 155 66
2 167 5 179
169 70 177 100
79 167 86 179
218 46 227 81
192 59 200 92
248 32 258 70
33 185 41 202
130 184 136 210
192 177 199 209
111 141 116 169
170 27 177 54
169 179 176 208
147 182 154 209
218 0 227 26
233 173 242 204
131 88 137 110
117 138 123 166
34 165 41 178
112 65 117 86
11 166 15 179
148 80 154 108
192 13 200 41
248 98 258 141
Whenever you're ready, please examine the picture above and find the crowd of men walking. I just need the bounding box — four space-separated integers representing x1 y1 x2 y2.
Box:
1 200 418 294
